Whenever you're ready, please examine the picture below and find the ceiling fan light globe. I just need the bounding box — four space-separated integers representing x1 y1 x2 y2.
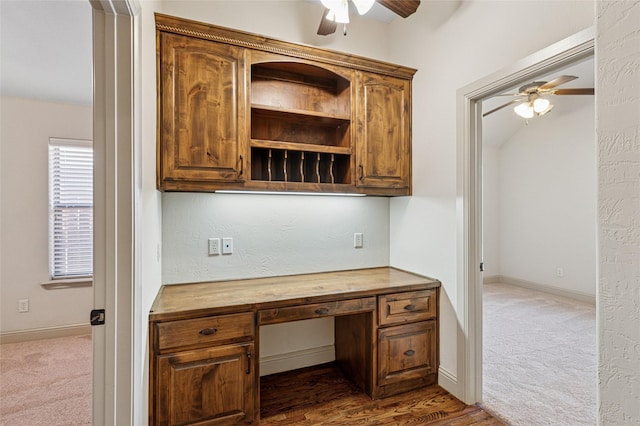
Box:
538 104 554 116
352 0 375 15
533 97 551 114
514 102 534 119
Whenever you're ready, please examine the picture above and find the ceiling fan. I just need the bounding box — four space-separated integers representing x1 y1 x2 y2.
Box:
317 0 421 36
482 75 594 119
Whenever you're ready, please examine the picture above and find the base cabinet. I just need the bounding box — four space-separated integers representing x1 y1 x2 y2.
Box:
155 343 255 426
149 268 439 425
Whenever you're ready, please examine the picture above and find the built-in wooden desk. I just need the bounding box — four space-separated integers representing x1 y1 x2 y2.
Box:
149 267 440 425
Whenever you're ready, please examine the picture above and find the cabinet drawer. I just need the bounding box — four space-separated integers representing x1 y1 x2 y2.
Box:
378 321 437 387
258 297 376 325
378 289 436 326
156 312 254 352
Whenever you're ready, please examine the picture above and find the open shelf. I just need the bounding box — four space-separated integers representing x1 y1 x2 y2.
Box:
251 104 350 123
249 61 353 187
251 104 350 149
251 139 351 155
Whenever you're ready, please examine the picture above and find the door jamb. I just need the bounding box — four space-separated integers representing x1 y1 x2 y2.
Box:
455 27 595 404
91 0 140 423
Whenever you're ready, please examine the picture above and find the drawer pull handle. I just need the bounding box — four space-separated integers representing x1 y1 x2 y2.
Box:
404 349 415 357
404 304 416 311
199 328 218 336
315 308 330 315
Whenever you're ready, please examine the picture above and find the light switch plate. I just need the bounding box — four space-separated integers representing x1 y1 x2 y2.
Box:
354 233 363 248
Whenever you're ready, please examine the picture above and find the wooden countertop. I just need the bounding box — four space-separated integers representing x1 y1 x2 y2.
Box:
150 267 440 322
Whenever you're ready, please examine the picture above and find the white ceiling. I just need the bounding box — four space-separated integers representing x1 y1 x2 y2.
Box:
0 0 92 105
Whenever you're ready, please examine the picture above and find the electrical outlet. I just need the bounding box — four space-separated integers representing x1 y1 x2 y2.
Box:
354 233 363 248
18 299 29 313
556 267 564 278
208 238 221 256
222 237 233 255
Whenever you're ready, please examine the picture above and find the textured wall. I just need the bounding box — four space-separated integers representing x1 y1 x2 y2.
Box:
596 1 640 423
162 193 390 283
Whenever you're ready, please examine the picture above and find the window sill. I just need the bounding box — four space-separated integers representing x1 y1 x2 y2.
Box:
40 277 93 290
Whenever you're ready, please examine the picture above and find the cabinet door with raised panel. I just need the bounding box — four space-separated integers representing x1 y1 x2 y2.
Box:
355 72 411 194
378 321 436 389
158 32 247 190
155 342 255 425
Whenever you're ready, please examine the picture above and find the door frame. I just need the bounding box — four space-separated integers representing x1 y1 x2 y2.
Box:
91 0 140 423
455 27 594 404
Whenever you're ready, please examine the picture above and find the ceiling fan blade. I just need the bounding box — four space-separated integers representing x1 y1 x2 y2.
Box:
553 88 595 95
538 75 578 90
317 8 337 35
376 0 421 18
482 98 522 117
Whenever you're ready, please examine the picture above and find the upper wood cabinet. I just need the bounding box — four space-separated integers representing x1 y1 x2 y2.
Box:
156 13 416 195
356 72 411 192
157 32 247 190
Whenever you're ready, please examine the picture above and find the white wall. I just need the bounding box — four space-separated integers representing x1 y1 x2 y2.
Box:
596 1 640 422
483 98 597 298
137 1 164 423
162 193 390 284
386 1 594 390
0 97 92 334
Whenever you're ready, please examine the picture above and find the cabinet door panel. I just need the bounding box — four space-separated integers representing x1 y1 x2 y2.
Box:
156 343 254 425
378 321 436 387
159 33 246 186
356 72 410 191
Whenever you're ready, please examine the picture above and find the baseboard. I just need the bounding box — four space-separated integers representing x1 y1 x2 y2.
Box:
0 323 91 344
482 275 501 284
438 366 458 396
260 344 335 377
488 275 595 304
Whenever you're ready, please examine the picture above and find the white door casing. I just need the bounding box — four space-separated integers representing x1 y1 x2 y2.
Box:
91 0 140 424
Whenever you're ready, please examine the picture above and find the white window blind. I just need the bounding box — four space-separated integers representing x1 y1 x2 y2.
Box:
49 138 93 279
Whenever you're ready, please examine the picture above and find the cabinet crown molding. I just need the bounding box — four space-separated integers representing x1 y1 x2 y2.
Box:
155 13 417 80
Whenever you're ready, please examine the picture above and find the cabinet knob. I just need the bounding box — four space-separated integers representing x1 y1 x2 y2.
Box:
314 308 329 315
199 327 218 336
404 349 415 357
404 304 416 311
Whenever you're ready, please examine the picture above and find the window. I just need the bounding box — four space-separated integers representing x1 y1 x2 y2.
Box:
48 138 93 279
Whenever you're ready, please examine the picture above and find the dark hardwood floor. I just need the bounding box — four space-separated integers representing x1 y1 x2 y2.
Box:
260 363 506 425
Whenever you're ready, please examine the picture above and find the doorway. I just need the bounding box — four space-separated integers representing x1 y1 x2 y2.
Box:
455 27 595 405
479 57 596 424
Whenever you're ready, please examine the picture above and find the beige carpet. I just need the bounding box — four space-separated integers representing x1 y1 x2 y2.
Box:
0 334 92 425
482 283 597 425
